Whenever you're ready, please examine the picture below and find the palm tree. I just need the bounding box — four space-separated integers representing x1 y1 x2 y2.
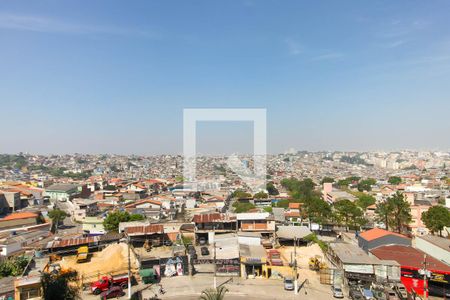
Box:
199 286 228 300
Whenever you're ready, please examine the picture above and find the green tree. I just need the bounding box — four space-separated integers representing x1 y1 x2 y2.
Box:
281 177 317 201
375 201 390 230
388 176 402 185
103 210 131 232
129 214 145 221
48 209 68 232
357 178 376 192
337 176 360 188
0 256 29 278
231 189 252 199
275 199 290 208
376 192 412 233
388 192 412 233
263 206 273 213
266 182 279 195
303 197 332 225
253 191 268 199
333 199 365 231
232 202 255 213
41 269 79 300
337 179 351 188
199 286 228 300
356 194 376 210
422 205 450 236
320 177 335 184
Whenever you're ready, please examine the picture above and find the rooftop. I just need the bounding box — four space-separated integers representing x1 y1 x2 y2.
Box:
359 228 409 242
236 212 270 220
46 183 79 192
330 242 381 265
239 243 267 259
418 235 450 251
371 245 450 273
276 226 312 240
192 213 236 223
0 212 38 222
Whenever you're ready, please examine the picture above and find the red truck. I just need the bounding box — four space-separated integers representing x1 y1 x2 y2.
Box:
267 249 283 266
91 274 129 295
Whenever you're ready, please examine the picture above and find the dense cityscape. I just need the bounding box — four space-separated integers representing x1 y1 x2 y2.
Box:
0 150 449 299
1 1 450 300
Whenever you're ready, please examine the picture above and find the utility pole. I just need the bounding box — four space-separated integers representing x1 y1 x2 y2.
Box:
213 241 217 289
423 254 428 300
212 223 217 289
127 234 132 299
294 236 298 295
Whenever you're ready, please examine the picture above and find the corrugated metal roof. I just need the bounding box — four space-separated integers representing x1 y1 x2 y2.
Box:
371 245 450 273
192 213 236 223
330 242 382 265
276 226 312 240
46 236 99 248
125 224 164 236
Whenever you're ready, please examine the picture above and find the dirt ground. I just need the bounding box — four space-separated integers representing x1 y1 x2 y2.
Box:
278 243 327 268
59 243 138 278
278 243 330 287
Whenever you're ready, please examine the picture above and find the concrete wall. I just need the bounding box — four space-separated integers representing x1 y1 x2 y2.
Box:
0 218 37 230
238 236 261 246
359 235 411 252
0 242 21 256
416 237 450 265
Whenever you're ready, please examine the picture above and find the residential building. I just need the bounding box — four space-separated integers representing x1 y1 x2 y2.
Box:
44 184 80 202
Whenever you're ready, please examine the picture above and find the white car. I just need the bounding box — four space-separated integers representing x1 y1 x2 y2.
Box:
284 277 294 291
332 286 344 298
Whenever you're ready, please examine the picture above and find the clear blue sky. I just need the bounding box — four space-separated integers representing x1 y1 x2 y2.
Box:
1 1 449 154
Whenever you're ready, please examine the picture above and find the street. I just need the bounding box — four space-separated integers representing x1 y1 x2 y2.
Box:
82 274 339 300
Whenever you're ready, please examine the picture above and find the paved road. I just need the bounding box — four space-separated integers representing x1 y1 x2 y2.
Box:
53 200 83 236
82 274 339 300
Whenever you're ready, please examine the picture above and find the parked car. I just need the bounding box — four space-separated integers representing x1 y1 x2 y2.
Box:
201 246 209 256
386 288 399 300
284 277 294 291
99 286 125 299
372 289 387 300
393 283 408 299
349 289 364 300
91 274 128 295
332 286 344 298
360 287 375 300
198 237 207 245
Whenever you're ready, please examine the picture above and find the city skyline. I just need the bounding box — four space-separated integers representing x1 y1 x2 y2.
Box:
1 1 450 154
